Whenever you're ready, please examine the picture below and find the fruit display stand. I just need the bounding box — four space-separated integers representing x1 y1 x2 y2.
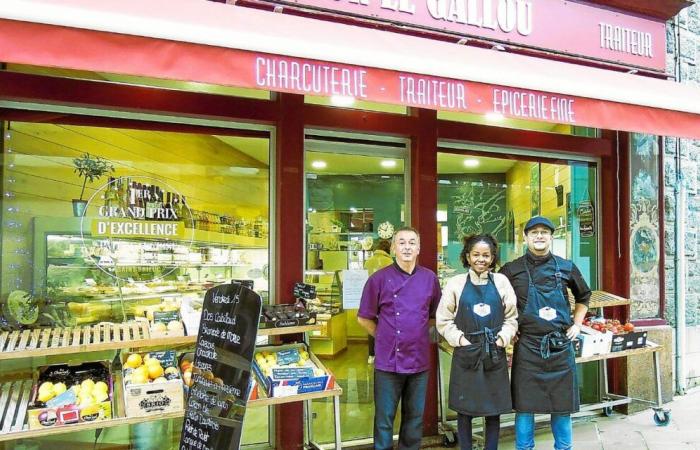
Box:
436 291 670 447
0 322 344 449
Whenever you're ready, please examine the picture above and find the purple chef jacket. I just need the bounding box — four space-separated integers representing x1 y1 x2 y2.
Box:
358 262 441 373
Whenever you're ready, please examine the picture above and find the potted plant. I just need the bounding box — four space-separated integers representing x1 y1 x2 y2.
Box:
72 153 115 217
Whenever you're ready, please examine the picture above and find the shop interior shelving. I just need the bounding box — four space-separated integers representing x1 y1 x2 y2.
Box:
0 323 344 449
436 290 668 446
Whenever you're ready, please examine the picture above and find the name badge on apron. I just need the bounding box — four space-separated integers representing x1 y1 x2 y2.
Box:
473 303 491 317
538 306 557 321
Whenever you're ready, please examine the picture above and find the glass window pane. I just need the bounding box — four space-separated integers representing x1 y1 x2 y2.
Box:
436 151 598 287
0 121 271 447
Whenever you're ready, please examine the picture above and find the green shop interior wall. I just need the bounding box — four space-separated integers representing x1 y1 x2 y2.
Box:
438 173 508 271
307 175 405 230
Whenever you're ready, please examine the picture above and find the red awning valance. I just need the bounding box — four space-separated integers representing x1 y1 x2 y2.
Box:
1 0 699 138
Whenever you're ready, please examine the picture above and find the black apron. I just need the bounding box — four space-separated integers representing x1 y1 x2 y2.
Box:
448 273 511 416
511 257 579 414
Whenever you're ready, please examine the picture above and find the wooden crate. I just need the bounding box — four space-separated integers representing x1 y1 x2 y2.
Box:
0 322 151 355
121 352 184 417
0 379 33 433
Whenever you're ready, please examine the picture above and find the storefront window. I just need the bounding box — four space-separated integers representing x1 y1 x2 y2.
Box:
303 133 407 445
0 121 271 447
629 133 661 319
436 151 598 288
436 149 601 417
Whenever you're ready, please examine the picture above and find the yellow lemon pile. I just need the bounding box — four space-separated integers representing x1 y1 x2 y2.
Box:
37 381 66 403
124 353 176 385
75 378 110 407
254 348 316 378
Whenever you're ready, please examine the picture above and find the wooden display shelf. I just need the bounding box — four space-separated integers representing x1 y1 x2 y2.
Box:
568 290 632 309
575 342 661 364
0 410 184 443
0 324 322 361
248 386 343 408
438 339 660 365
0 386 342 443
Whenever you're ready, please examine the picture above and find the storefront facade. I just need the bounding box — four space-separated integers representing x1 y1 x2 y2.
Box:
0 0 698 448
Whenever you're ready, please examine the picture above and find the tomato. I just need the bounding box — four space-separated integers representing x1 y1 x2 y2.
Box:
623 322 635 332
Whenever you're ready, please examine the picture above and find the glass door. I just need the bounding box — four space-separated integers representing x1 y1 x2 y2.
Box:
303 131 408 446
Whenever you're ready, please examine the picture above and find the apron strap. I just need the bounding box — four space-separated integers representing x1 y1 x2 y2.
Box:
539 330 569 359
524 256 564 292
467 326 502 362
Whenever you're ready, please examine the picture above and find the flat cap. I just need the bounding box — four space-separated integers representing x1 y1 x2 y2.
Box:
524 216 555 233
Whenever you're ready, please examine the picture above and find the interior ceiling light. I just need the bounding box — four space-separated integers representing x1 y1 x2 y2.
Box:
485 112 505 121
330 95 355 107
311 160 327 169
380 160 397 168
463 159 480 168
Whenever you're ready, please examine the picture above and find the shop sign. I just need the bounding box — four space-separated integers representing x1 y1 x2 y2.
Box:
180 282 262 450
254 54 581 123
91 218 185 239
80 175 194 282
577 200 595 238
272 0 665 70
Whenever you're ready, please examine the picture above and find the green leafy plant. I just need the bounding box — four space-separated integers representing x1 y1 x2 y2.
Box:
73 153 115 201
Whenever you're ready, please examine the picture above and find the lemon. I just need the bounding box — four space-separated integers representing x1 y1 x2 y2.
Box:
81 379 95 392
94 381 108 392
145 357 162 367
53 382 67 395
93 390 109 403
131 372 149 385
38 382 54 395
37 390 54 403
153 377 167 383
125 353 142 369
147 364 164 380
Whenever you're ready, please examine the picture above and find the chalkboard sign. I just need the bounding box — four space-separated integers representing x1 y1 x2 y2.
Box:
180 282 262 450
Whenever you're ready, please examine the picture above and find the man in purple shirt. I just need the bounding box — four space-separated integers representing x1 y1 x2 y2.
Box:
358 226 441 450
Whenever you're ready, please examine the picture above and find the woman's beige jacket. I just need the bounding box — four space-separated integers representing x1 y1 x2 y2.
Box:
436 269 518 348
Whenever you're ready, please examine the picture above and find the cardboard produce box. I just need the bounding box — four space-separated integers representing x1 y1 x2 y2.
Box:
27 361 113 430
574 326 613 358
610 331 648 352
252 343 335 398
121 350 184 417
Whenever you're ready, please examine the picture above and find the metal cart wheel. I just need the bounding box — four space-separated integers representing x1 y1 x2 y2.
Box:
653 408 671 426
602 406 614 417
442 431 457 447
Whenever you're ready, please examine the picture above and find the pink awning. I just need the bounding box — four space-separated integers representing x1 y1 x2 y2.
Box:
1 0 699 138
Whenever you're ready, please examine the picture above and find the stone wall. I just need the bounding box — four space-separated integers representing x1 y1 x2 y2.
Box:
665 3 700 389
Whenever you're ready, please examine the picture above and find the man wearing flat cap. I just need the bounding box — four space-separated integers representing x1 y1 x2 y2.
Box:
500 216 591 450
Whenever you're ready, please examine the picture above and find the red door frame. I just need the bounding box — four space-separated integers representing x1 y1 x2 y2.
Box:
0 71 628 447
